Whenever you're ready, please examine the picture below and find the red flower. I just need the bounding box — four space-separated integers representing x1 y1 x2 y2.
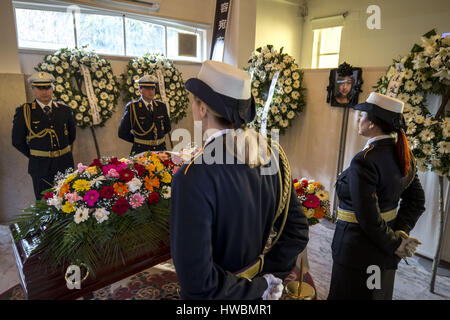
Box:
119 168 135 182
293 178 298 184
133 163 146 177
112 196 130 215
90 158 103 168
44 191 55 200
296 188 305 197
301 179 309 188
148 192 160 205
163 160 170 167
303 194 320 208
109 157 120 166
100 186 115 199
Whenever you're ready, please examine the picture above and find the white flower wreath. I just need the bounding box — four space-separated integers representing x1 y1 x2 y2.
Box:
375 29 450 177
245 45 306 136
36 47 120 128
121 53 189 124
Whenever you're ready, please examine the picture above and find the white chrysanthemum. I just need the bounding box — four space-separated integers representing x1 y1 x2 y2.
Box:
75 113 83 120
280 105 287 113
275 97 282 104
83 116 90 123
61 94 69 102
74 207 89 224
292 72 300 80
411 94 424 104
162 186 171 199
47 64 55 72
79 106 86 112
51 56 59 63
291 91 300 99
287 111 295 119
437 141 450 154
69 101 78 109
253 80 260 88
416 158 429 172
403 69 413 79
55 85 64 93
414 115 425 124
270 106 278 114
100 92 108 100
406 123 417 135
127 177 143 193
397 93 410 103
404 80 417 92
94 208 109 224
284 86 293 94
422 143 433 155
284 96 291 104
419 128 435 142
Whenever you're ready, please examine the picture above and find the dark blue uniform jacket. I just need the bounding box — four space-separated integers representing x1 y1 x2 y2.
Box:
12 100 76 177
170 137 309 299
333 138 425 270
118 98 171 154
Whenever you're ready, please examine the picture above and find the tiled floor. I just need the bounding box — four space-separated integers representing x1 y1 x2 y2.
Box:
1 221 449 299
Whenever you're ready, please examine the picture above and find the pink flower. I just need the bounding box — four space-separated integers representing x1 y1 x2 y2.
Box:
84 190 100 207
77 163 88 173
172 166 179 175
65 192 83 203
107 168 120 178
129 193 145 209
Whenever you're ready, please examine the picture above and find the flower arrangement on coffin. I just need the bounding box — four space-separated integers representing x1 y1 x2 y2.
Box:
121 53 190 124
245 45 306 136
14 153 181 277
35 47 120 128
375 29 449 177
293 178 330 226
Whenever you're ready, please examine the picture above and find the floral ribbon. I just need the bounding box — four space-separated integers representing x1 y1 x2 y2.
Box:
260 70 280 137
156 68 170 116
80 64 101 125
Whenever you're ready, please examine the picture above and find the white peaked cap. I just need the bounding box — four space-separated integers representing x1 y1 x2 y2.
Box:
197 60 251 100
366 92 404 114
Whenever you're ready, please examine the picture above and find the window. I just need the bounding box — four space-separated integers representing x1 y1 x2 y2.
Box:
13 1 207 62
311 26 343 69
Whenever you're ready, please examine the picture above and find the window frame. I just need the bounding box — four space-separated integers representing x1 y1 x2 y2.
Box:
13 0 208 63
311 26 343 69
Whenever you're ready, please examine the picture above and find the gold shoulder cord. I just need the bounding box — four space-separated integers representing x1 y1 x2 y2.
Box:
23 103 60 147
263 140 292 254
130 102 155 136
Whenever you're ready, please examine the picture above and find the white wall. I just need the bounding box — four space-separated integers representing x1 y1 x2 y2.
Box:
255 0 303 64
300 0 450 68
0 0 21 73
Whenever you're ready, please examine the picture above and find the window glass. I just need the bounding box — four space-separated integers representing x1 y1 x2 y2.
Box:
319 26 342 54
15 8 75 50
318 54 339 69
125 17 165 56
76 13 124 55
167 28 200 60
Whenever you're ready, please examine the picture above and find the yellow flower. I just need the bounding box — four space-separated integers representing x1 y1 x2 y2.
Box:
64 173 76 185
86 166 98 175
294 182 301 189
62 202 76 213
155 161 164 172
306 184 316 194
73 179 90 192
317 190 329 201
161 171 172 184
145 163 156 173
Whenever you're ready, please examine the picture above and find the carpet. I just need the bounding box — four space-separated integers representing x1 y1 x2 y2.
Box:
0 261 315 300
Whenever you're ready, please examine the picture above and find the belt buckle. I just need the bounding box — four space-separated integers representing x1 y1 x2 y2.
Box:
51 150 61 157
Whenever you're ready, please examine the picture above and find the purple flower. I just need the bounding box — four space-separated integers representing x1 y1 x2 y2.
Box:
84 190 100 207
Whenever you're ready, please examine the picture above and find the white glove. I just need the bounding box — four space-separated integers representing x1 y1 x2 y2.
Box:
262 274 284 300
395 230 421 258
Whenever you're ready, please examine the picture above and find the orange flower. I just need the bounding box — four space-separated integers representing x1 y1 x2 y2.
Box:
144 175 160 192
313 182 323 189
113 182 129 196
145 163 156 174
59 184 70 197
314 206 325 219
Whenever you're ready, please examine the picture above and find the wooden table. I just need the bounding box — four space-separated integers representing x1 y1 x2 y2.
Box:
9 223 171 300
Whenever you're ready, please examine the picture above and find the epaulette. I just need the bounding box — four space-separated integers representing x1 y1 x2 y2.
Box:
184 151 204 175
363 144 375 159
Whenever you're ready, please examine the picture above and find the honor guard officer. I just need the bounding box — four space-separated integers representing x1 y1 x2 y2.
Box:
118 74 171 155
12 72 76 200
170 61 309 299
328 92 425 300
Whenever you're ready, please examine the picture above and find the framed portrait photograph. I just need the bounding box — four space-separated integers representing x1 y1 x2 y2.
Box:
327 62 363 107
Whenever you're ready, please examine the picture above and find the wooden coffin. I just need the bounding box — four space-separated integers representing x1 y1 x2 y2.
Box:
9 223 171 300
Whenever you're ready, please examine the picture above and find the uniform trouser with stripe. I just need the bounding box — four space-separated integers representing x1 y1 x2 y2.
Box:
31 173 57 200
327 262 395 300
